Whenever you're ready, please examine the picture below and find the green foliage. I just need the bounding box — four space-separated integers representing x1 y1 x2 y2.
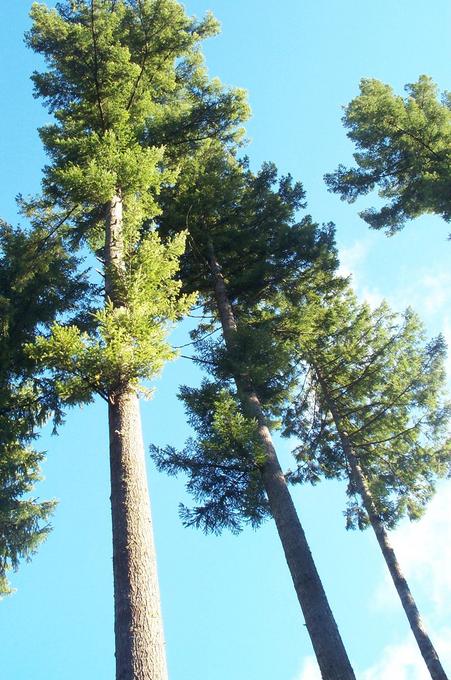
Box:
152 146 344 533
0 220 90 377
28 231 195 401
283 287 451 529
26 0 248 402
151 382 269 533
325 76 451 233
0 220 89 595
0 443 55 596
157 142 336 304
50 132 168 208
28 0 248 239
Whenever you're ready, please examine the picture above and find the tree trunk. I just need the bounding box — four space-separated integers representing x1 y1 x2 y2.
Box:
318 373 448 680
207 243 356 680
106 194 168 680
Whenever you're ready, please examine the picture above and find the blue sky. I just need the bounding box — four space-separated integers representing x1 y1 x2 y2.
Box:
1 2 451 679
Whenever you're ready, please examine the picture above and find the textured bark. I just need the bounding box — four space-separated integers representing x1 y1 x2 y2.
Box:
318 374 448 680
105 192 126 305
106 194 168 680
109 390 168 680
207 243 356 680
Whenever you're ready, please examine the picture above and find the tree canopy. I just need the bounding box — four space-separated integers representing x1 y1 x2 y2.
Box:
325 76 451 234
151 152 339 533
0 219 89 594
25 0 249 408
282 288 451 529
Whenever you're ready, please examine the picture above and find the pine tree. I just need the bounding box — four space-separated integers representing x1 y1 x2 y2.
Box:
0 218 89 595
325 76 451 234
152 145 357 680
25 2 247 677
283 286 450 680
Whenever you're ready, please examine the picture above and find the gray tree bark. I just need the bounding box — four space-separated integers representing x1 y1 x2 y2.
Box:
207 243 356 680
317 371 448 680
106 194 168 680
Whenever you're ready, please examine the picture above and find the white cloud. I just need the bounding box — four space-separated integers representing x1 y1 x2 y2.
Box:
338 240 370 282
361 629 451 680
371 482 451 615
338 238 451 321
295 631 451 680
297 650 428 680
420 273 451 316
383 270 451 321
360 286 384 309
388 482 451 614
296 482 451 680
361 638 430 680
339 243 451 387
368 482 451 678
293 657 320 680
338 240 386 309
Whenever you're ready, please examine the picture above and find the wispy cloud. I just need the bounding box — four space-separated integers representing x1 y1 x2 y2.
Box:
368 481 451 677
338 239 385 309
361 629 451 680
376 482 451 615
361 638 430 680
295 630 451 680
338 240 370 282
420 273 451 316
338 239 451 320
385 271 451 322
296 482 451 680
293 657 320 680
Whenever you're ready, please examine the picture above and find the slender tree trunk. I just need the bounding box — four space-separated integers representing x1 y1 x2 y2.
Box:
106 194 168 680
318 373 448 680
207 242 356 680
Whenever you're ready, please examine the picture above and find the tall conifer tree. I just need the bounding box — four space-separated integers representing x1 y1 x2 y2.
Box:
282 288 450 680
0 219 88 595
25 2 246 677
152 145 357 680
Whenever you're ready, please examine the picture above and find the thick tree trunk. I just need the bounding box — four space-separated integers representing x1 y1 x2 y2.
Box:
318 374 448 680
106 194 168 680
207 243 356 680
109 389 168 680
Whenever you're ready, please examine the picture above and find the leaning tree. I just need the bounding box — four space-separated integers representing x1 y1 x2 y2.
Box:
152 143 357 680
282 285 450 680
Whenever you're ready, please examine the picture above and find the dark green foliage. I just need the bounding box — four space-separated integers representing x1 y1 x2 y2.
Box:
0 444 56 596
151 382 269 533
156 143 337 304
192 317 298 417
151 316 295 533
325 76 451 233
283 289 451 529
0 220 90 594
0 220 90 379
151 150 341 533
